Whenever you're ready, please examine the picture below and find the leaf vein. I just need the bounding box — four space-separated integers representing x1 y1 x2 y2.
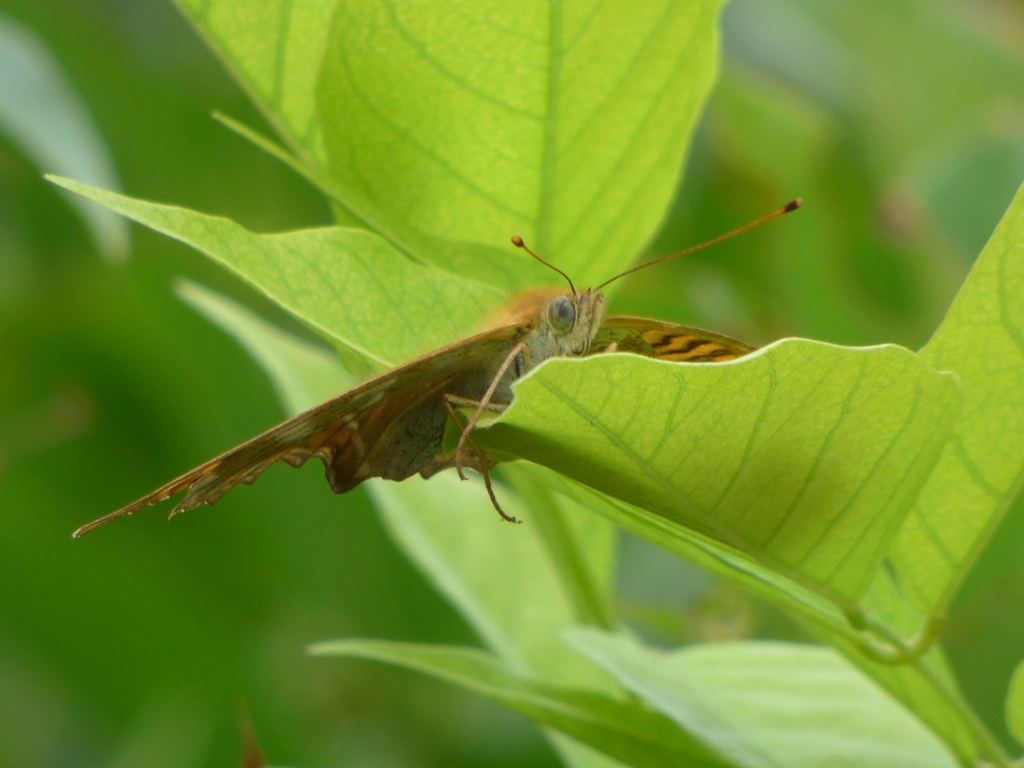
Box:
551 10 699 256
709 355 776 516
334 30 534 222
536 374 704 520
381 0 544 121
813 378 928 588
761 356 868 551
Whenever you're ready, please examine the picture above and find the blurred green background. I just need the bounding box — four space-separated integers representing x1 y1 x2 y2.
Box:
1 0 1023 766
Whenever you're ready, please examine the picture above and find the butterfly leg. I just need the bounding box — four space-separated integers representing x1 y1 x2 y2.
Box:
444 395 506 414
441 398 520 524
454 341 528 482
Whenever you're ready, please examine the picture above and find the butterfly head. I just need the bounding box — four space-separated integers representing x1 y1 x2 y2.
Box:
544 289 606 356
509 236 609 357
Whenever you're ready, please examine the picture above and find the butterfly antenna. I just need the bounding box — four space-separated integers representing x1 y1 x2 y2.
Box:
511 235 576 295
595 198 803 290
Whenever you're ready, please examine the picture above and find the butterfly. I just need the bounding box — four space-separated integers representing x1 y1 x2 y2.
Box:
73 201 799 537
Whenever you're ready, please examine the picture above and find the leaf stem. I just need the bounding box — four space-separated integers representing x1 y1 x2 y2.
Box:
852 613 946 665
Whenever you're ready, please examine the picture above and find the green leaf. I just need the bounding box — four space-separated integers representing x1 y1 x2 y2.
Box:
889 181 1024 613
46 176 501 368
567 630 959 768
316 0 725 289
310 639 734 768
0 13 128 261
484 340 960 602
1007 657 1024 747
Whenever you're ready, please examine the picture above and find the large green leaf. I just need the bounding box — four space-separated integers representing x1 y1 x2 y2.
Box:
483 340 960 602
47 176 500 369
311 639 734 768
888 182 1024 613
178 0 725 291
567 631 958 768
316 0 724 289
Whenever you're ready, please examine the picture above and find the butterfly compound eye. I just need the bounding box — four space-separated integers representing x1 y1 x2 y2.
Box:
547 296 577 334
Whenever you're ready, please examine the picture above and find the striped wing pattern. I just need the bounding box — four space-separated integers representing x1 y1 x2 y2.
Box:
594 315 756 362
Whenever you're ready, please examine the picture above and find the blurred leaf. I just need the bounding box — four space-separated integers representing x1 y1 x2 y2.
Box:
889 182 1024 614
0 12 128 261
238 709 265 768
180 1 728 290
106 687 214 768
175 280 356 414
370 474 615 690
1006 657 1024 747
726 0 1024 169
567 630 959 768
532 470 986 762
708 67 923 345
504 465 617 630
46 176 502 368
943 489 1024 749
902 132 1024 262
484 341 960 602
310 639 734 768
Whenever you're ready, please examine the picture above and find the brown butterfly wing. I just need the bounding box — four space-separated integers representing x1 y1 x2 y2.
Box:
593 315 756 362
74 326 528 537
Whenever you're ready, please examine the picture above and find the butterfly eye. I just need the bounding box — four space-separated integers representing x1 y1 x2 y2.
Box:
547 296 577 334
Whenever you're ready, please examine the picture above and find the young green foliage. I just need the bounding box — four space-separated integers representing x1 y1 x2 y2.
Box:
178 0 727 290
50 1 1024 766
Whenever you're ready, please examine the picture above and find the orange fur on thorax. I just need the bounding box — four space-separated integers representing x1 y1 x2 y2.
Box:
483 286 567 330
